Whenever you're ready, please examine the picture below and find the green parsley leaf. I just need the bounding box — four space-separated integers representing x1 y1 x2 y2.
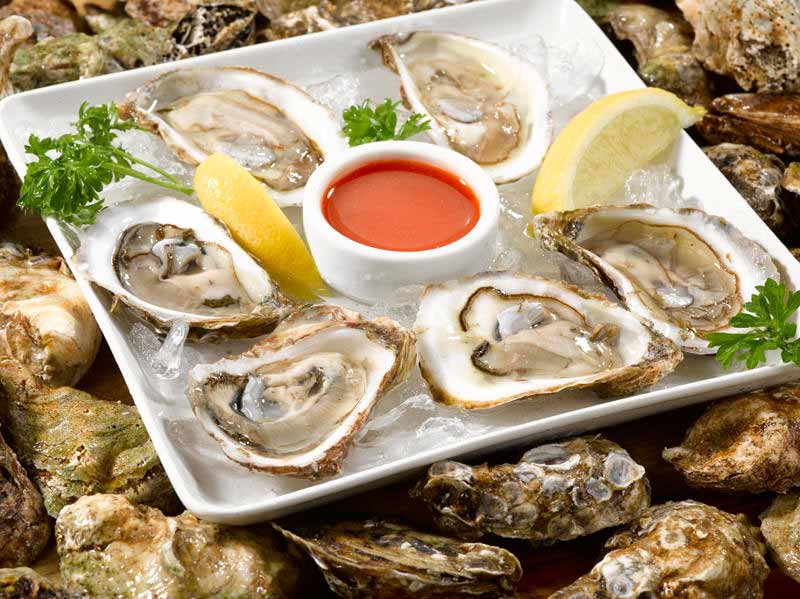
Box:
342 99 431 147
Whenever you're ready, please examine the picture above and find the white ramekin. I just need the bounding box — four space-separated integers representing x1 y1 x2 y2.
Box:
303 140 500 303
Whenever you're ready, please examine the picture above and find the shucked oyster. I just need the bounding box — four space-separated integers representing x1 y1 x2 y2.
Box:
372 32 552 183
187 305 415 477
121 67 346 207
413 436 650 544
75 197 294 336
550 501 769 599
664 384 800 493
760 491 800 583
0 243 100 387
276 519 522 599
57 494 303 599
415 273 681 409
535 204 779 354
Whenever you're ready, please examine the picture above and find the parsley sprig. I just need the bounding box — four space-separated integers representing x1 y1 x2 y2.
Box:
342 99 431 147
706 278 800 369
19 102 193 225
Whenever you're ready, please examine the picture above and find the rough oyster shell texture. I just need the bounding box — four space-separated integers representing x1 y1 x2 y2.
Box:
276 519 522 599
56 494 303 599
535 204 779 353
172 0 256 57
760 491 800 584
415 272 682 409
0 0 81 42
413 436 650 544
0 427 49 568
677 0 800 92
187 305 416 477
0 16 33 98
550 501 769 599
664 384 800 494
0 568 76 599
0 243 100 388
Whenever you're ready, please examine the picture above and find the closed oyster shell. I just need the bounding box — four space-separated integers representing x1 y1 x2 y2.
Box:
276 519 522 599
550 501 768 599
0 0 80 41
56 494 302 599
0 427 49 568
125 0 196 27
0 16 33 98
97 18 180 70
413 436 650 544
664 384 800 493
172 0 256 57
760 491 800 583
0 243 100 388
0 568 76 599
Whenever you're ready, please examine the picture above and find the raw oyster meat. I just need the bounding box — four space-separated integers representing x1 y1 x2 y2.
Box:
760 491 800 583
0 16 33 98
705 143 798 239
549 501 769 599
187 305 416 477
415 272 681 409
372 32 552 183
664 384 800 493
0 0 80 41
122 67 346 206
75 197 295 336
698 93 800 159
0 243 100 387
276 519 522 599
0 427 49 567
0 568 76 599
677 0 800 92
608 4 712 106
0 362 178 516
413 436 650 544
535 204 779 353
56 494 302 599
172 0 256 57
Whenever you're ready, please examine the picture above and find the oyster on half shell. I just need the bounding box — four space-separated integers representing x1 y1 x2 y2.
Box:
75 197 294 337
372 32 551 183
535 204 779 354
187 305 415 478
120 66 346 207
415 273 681 409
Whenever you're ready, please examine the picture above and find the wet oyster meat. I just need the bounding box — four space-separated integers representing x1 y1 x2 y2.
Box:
698 93 800 159
276 519 522 599
664 384 800 493
415 272 681 409
75 197 295 336
121 67 345 206
549 501 769 599
171 0 256 56
0 427 49 568
372 32 552 183
0 568 76 599
677 0 800 92
535 204 779 353
187 305 415 477
608 4 712 106
413 436 650 544
0 243 100 387
705 143 798 239
760 491 800 583
56 494 302 599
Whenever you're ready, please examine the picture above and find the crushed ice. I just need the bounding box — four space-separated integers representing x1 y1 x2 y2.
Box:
623 164 699 209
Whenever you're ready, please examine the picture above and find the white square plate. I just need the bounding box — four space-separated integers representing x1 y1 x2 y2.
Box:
2 0 800 524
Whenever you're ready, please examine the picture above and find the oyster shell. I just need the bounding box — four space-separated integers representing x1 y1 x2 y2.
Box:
760 491 800 583
698 93 800 159
0 243 101 387
677 0 800 92
97 18 180 70
187 305 416 477
0 16 33 98
535 204 779 353
414 272 681 409
608 4 712 106
0 427 49 568
664 384 800 493
56 494 303 599
125 0 196 27
0 568 76 599
122 67 346 207
704 143 798 239
549 501 769 599
0 0 80 41
172 0 256 57
74 197 294 336
372 32 552 183
276 519 522 599
260 5 337 41
412 436 650 544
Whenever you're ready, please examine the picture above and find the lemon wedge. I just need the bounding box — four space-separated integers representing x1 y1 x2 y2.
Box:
531 88 705 214
194 153 326 300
